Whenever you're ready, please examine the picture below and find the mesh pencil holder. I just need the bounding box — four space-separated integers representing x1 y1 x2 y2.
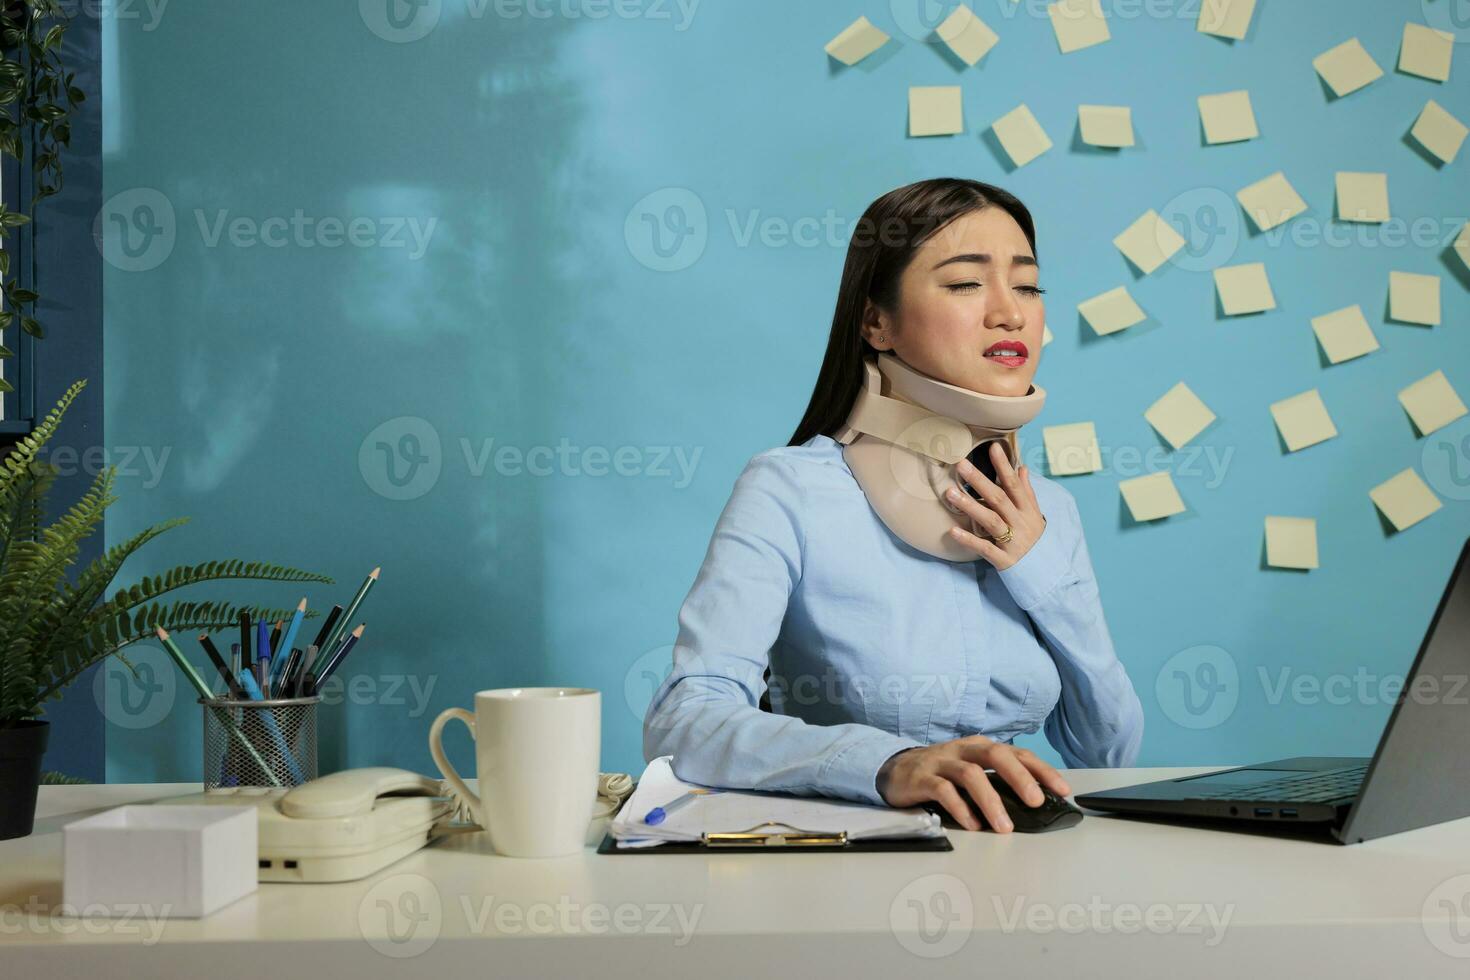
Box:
200 695 321 790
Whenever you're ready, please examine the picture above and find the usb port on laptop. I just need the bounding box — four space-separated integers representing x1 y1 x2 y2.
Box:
1279 808 1298 818
1254 808 1272 817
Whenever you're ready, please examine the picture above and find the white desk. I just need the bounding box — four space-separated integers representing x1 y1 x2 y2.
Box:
3 767 1468 978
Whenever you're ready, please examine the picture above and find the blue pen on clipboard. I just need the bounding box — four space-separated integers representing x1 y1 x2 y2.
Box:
643 787 720 825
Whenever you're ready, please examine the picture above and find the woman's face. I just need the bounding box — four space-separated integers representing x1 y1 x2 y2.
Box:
863 207 1045 398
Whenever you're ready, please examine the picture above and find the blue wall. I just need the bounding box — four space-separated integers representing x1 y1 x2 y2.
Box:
101 1 1470 781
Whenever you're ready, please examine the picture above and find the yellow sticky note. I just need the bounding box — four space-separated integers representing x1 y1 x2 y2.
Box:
1114 209 1185 275
1411 99 1468 164
1313 38 1383 97
1336 172 1390 223
1119 471 1186 522
1198 90 1258 144
1389 270 1440 326
909 86 963 137
1043 422 1102 476
1456 222 1470 272
1399 22 1453 82
1198 0 1255 40
938 5 999 66
1265 516 1319 570
1214 262 1275 315
1398 370 1468 436
1310 305 1379 363
1048 0 1110 54
1078 105 1134 147
1270 389 1337 452
1236 171 1307 231
1078 285 1145 336
1370 468 1442 531
1042 324 1054 347
1145 382 1216 450
992 104 1053 167
825 16 890 66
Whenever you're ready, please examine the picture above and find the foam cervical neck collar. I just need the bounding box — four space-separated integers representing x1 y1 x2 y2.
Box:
835 352 1046 562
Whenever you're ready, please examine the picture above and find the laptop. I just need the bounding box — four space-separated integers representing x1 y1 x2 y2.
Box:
1077 536 1470 844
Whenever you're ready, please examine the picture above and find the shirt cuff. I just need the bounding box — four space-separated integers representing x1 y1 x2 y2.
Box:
820 732 926 806
996 513 1072 611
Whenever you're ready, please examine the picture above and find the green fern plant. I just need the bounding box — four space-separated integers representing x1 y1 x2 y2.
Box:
0 379 334 728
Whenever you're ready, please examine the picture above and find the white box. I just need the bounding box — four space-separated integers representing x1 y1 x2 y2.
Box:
63 805 257 918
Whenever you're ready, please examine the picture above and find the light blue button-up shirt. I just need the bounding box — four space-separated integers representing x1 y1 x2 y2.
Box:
643 434 1144 807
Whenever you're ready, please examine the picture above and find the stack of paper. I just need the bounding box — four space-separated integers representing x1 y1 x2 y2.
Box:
609 757 945 849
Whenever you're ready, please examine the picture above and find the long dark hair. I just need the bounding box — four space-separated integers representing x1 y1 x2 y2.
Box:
787 178 1038 447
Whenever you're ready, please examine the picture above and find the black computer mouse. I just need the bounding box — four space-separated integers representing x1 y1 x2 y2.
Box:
925 778 1085 833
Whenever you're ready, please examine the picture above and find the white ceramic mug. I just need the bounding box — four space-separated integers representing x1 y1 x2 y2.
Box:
429 687 600 857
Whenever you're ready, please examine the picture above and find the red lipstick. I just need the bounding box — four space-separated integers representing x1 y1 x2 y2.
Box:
983 340 1029 368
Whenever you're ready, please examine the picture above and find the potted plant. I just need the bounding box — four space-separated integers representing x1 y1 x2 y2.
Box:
0 380 333 839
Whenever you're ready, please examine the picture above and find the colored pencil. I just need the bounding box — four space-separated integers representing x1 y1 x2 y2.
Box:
157 628 279 787
197 633 244 699
320 567 378 664
273 598 308 686
310 605 343 652
317 624 365 685
235 667 304 784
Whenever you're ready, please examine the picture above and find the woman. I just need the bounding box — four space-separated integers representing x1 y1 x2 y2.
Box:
643 178 1143 834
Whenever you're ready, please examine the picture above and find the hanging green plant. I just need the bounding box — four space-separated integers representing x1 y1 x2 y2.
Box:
0 0 83 375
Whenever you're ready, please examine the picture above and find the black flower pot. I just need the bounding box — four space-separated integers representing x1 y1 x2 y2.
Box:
0 720 49 840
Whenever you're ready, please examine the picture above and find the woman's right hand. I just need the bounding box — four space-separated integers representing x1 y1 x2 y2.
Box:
876 735 1072 833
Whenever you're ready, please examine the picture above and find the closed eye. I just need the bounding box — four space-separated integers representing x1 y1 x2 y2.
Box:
945 282 1046 296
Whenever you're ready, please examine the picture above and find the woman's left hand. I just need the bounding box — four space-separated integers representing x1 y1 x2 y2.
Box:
943 441 1046 571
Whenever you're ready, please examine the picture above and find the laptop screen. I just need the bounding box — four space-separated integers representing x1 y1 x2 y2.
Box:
1341 539 1470 842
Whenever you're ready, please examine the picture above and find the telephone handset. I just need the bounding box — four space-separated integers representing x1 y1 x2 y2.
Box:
280 767 442 819
160 767 454 883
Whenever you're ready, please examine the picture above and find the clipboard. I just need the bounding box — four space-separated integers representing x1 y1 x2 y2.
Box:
597 820 953 854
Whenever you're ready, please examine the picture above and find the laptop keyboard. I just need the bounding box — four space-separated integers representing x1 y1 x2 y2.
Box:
1191 764 1368 804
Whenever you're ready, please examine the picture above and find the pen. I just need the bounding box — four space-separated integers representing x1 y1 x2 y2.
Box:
316 624 364 685
257 619 272 666
643 788 719 826
239 611 253 671
278 647 302 696
267 620 283 667
296 645 319 697
231 642 242 684
197 633 244 699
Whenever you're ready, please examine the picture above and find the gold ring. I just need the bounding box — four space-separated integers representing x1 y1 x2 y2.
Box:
994 526 1014 545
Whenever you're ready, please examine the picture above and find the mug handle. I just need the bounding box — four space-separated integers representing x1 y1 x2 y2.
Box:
429 707 483 827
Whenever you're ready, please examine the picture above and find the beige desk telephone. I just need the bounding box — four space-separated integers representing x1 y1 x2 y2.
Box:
162 768 455 883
